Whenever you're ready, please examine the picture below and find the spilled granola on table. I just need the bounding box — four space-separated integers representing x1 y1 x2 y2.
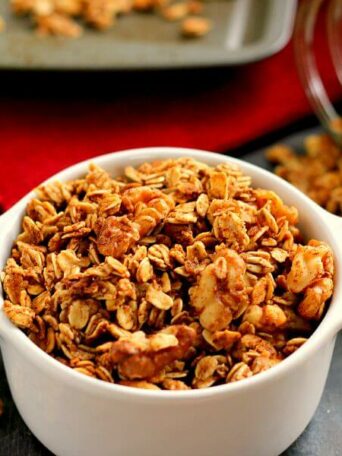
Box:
266 133 342 216
2 158 334 390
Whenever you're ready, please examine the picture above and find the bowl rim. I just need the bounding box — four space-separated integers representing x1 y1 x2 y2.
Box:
0 146 341 401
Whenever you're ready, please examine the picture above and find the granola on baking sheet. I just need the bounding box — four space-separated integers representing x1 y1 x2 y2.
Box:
266 133 342 216
2 157 334 390
9 0 211 38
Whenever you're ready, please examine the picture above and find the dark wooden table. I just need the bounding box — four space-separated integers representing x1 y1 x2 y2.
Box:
1 127 341 456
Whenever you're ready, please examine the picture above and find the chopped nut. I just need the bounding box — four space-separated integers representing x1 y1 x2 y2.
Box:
243 304 287 332
100 325 195 380
298 277 333 320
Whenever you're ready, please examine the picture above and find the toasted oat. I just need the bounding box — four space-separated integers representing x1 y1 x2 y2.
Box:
2 158 334 390
36 12 82 37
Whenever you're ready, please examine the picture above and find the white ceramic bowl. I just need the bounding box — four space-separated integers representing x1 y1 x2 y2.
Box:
0 148 341 456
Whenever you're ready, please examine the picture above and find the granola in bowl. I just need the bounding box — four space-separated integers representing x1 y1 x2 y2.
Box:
2 158 334 390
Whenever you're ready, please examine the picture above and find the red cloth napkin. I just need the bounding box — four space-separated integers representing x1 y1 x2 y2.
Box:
0 17 341 210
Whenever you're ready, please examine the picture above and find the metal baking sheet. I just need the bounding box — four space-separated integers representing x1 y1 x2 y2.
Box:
0 0 296 69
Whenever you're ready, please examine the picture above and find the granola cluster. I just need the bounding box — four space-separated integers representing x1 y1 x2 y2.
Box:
266 133 342 215
10 0 211 38
2 158 334 390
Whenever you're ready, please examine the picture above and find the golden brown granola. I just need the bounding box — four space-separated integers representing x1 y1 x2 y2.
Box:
10 0 211 38
36 12 82 37
266 133 342 215
2 158 334 390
